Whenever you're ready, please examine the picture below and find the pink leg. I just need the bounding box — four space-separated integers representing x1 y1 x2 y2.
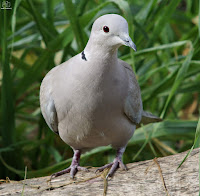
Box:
51 149 88 179
96 146 127 178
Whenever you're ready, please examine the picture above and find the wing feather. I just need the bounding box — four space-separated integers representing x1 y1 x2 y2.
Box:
121 60 143 124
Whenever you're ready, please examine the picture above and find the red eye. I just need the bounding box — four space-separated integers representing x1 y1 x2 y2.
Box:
103 26 109 33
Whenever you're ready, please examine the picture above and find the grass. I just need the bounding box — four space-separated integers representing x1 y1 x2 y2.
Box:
0 0 199 180
21 166 27 196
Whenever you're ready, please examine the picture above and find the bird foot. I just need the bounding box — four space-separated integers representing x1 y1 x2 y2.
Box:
95 157 127 178
51 165 89 180
50 149 89 180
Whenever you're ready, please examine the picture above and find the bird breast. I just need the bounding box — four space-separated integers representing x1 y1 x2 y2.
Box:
52 55 133 150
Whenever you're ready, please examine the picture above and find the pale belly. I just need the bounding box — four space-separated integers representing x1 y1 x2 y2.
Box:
58 103 135 150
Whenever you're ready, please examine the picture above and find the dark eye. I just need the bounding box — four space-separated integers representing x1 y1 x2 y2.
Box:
103 26 109 33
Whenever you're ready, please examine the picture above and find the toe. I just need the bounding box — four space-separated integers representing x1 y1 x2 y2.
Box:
119 160 128 170
70 166 78 178
51 167 71 179
106 161 119 178
95 163 113 173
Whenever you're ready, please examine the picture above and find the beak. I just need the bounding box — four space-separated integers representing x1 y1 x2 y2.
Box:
120 35 137 51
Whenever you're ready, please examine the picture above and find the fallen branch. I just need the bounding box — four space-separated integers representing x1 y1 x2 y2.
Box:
0 148 199 196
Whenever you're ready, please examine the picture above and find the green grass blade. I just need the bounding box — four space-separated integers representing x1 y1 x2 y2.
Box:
148 0 182 46
177 115 200 170
135 0 156 24
161 42 194 118
0 146 14 153
79 2 110 27
129 120 197 144
142 67 178 103
10 0 21 58
45 0 54 23
199 0 200 38
135 41 189 56
11 56 30 71
0 6 15 147
132 125 154 161
23 0 58 46
48 26 73 51
63 0 86 51
8 34 38 49
21 166 27 196
0 2 23 179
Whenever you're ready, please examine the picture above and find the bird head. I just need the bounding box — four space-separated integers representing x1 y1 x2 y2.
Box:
88 14 137 52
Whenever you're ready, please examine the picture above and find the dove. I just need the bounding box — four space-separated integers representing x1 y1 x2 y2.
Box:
40 14 161 179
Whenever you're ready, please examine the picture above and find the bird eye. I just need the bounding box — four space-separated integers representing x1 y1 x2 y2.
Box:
103 26 109 33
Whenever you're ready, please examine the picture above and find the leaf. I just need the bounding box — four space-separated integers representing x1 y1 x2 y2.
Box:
63 0 86 51
135 40 189 56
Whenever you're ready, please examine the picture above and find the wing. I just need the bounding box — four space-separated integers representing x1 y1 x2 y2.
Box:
40 73 59 135
122 60 143 124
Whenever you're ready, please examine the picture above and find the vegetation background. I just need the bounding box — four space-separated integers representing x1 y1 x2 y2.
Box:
0 0 199 181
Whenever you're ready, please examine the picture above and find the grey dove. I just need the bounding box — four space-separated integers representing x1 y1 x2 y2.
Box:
40 14 161 179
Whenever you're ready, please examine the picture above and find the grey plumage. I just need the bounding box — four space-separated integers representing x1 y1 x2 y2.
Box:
40 14 161 178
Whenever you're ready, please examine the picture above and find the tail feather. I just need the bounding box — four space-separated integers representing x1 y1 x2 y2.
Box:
137 110 162 127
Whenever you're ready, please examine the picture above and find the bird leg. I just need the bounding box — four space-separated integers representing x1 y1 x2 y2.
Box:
95 146 127 178
51 149 88 179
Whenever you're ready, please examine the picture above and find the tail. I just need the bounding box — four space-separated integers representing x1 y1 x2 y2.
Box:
138 110 162 126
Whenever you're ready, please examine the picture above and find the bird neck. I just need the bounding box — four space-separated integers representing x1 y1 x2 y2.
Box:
84 38 118 62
